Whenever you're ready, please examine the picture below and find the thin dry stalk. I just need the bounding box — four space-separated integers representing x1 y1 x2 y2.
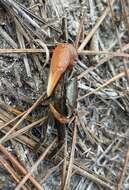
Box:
108 0 116 28
0 119 38 149
75 15 85 49
16 29 31 77
0 0 49 38
120 0 129 36
78 70 127 101
78 0 115 51
42 160 64 183
62 119 77 190
78 50 129 58
15 0 61 33
0 48 44 54
14 17 31 43
0 93 46 144
115 27 129 83
0 144 44 190
58 154 115 189
61 133 68 188
0 26 18 48
77 43 129 80
9 108 33 122
0 157 29 190
4 116 47 142
73 165 115 190
108 0 129 83
34 39 49 67
117 143 129 190
14 138 56 190
0 111 25 131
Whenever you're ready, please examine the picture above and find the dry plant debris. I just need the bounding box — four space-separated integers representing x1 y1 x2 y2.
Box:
0 0 129 190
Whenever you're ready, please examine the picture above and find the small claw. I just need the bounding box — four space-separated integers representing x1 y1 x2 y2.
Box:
47 43 77 97
47 70 62 97
50 103 70 124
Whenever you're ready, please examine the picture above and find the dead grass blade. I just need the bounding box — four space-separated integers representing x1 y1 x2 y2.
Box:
14 138 56 190
0 48 44 54
0 144 44 190
73 164 115 190
2 116 47 143
62 118 77 190
0 93 46 144
78 50 129 58
0 156 29 190
0 111 25 131
0 26 18 48
78 71 126 101
117 143 129 190
16 29 31 77
120 0 129 36
77 43 129 80
78 0 115 51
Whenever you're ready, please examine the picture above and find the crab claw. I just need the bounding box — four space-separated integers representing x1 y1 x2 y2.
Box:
47 43 77 97
47 68 63 98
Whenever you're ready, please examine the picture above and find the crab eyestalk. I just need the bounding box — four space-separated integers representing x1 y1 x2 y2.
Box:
47 43 77 97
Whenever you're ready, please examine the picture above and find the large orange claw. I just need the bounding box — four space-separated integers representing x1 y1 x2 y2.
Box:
47 43 77 97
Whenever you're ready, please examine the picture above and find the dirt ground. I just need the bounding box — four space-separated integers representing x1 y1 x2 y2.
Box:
0 0 129 190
